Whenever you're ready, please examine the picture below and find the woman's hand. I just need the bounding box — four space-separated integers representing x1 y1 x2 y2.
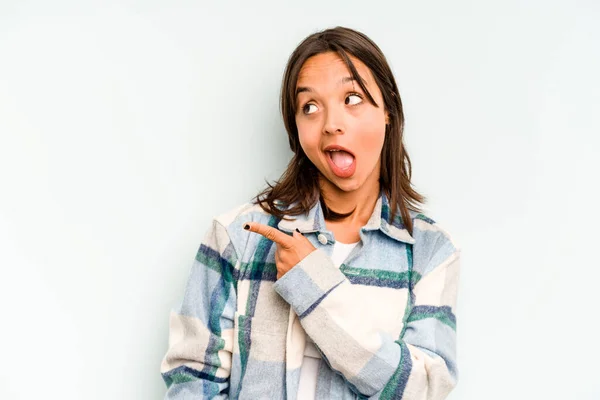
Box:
244 222 316 279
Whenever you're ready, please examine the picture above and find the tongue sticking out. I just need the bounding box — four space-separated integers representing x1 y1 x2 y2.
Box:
330 151 354 169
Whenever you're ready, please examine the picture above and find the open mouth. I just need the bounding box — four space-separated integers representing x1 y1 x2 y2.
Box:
327 149 354 169
324 146 356 178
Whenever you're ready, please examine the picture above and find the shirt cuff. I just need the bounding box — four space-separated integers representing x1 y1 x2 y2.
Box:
272 248 346 318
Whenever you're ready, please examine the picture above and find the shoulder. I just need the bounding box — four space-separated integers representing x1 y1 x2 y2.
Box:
409 210 460 250
408 209 461 273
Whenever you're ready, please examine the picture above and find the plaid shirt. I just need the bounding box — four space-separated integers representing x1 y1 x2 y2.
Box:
160 189 461 399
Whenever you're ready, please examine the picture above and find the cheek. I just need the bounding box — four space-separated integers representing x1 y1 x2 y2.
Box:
296 119 321 155
355 115 386 153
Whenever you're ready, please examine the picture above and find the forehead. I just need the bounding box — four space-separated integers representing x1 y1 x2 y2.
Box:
296 51 373 87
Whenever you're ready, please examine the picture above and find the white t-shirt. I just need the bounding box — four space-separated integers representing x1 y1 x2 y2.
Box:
296 239 360 399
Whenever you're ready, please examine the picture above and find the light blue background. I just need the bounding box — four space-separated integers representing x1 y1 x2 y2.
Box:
0 1 598 399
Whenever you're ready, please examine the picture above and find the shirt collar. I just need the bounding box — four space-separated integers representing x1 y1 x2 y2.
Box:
277 188 416 245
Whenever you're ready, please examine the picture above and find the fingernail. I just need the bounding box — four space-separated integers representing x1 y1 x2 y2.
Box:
243 224 250 230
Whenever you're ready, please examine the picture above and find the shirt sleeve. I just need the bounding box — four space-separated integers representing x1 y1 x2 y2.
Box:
272 245 461 399
160 219 239 399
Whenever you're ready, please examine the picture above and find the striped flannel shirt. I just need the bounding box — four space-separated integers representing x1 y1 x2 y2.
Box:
160 189 461 399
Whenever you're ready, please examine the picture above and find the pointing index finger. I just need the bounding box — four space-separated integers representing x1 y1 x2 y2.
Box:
243 222 293 248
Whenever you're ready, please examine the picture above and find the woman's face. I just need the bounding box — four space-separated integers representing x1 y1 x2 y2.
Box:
295 51 388 194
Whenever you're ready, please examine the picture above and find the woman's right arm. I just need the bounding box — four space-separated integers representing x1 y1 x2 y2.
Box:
160 219 239 399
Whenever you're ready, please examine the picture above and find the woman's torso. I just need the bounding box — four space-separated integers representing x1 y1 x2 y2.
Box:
225 194 425 399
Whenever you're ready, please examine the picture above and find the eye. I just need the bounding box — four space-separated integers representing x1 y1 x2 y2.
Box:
345 93 363 106
302 103 318 115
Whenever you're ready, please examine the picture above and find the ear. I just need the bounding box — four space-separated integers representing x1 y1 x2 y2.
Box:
385 110 390 125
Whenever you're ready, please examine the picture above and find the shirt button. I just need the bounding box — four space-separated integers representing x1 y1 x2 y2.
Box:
317 233 328 245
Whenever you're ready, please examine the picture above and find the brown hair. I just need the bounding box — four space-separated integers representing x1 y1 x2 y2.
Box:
252 26 426 235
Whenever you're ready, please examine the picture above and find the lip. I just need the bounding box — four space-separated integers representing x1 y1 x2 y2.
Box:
323 144 355 157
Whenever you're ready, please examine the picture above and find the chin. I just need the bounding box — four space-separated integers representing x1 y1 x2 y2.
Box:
322 175 363 193
337 180 362 192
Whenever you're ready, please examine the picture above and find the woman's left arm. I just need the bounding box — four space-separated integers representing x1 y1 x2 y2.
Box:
273 245 461 400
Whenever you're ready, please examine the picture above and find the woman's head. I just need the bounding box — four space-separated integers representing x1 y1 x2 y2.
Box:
293 51 388 196
254 26 425 233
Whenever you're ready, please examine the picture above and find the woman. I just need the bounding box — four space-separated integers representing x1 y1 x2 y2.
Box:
160 26 461 400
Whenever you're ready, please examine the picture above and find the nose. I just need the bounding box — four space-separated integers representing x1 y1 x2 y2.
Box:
322 106 345 135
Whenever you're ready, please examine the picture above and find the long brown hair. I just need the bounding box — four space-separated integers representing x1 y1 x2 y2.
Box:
253 26 426 235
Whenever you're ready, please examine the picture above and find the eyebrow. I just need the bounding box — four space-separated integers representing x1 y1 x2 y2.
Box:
295 75 365 97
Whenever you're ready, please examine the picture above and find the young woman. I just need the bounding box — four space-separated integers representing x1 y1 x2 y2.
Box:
160 26 461 400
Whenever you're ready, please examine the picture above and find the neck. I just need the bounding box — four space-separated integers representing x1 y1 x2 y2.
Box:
318 172 381 226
